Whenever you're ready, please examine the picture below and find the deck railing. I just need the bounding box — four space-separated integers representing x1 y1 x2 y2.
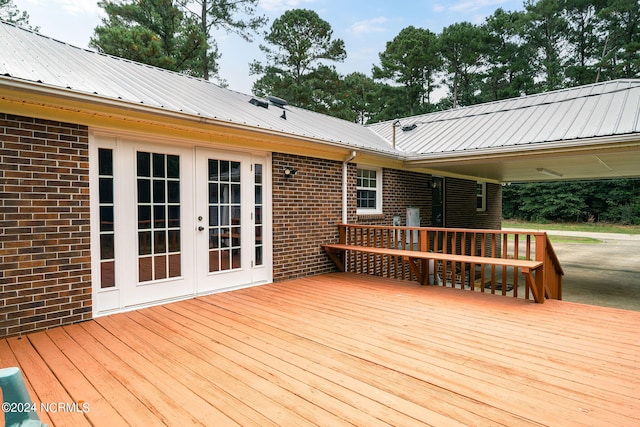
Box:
334 224 563 301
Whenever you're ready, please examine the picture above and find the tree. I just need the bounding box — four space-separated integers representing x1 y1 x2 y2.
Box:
563 0 607 85
0 0 38 31
250 9 346 109
336 72 389 124
480 8 535 101
440 22 488 108
181 0 266 80
522 0 568 91
91 0 207 76
503 179 640 224
372 26 442 116
597 0 640 80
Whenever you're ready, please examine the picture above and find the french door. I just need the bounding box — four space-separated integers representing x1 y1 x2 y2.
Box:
194 148 271 294
92 136 271 315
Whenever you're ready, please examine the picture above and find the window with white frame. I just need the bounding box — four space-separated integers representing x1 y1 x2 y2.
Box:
477 181 487 212
357 167 382 214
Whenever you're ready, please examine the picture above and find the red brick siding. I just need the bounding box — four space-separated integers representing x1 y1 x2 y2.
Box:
271 159 503 281
272 153 344 281
445 178 502 230
357 168 431 226
0 114 91 338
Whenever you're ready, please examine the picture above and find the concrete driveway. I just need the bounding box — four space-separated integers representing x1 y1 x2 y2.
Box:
510 229 640 311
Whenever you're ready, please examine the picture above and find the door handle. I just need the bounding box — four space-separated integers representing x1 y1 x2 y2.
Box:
198 226 205 231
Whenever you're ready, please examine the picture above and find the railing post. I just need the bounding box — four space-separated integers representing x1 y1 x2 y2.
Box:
535 233 547 302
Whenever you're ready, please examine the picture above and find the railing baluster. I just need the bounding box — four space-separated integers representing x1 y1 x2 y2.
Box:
386 228 392 279
513 234 519 298
327 224 560 302
502 233 508 296
490 233 497 294
453 231 459 288
525 234 532 300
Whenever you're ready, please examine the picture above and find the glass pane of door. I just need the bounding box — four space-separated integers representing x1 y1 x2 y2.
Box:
208 159 241 272
137 151 182 282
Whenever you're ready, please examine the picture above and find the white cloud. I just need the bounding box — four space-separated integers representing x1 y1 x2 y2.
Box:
448 0 509 13
348 16 388 35
259 0 318 12
24 0 101 16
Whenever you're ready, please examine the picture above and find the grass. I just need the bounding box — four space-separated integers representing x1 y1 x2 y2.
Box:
546 235 602 244
505 232 602 244
502 219 640 235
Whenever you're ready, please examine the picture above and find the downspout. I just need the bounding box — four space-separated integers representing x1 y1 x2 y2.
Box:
342 151 357 224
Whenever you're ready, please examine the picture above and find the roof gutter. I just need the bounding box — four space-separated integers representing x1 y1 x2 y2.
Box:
0 78 398 159
401 134 640 167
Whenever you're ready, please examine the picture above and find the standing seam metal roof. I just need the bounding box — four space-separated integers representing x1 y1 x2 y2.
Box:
368 80 640 155
1 22 639 162
0 22 394 154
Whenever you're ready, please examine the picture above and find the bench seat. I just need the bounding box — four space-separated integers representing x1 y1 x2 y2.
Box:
321 244 545 302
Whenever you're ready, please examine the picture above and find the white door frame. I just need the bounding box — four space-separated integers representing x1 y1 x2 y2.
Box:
90 132 272 317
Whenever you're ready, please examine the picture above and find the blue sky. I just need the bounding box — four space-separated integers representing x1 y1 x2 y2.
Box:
18 0 526 94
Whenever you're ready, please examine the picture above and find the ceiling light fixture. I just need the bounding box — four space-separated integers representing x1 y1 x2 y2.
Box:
536 168 563 178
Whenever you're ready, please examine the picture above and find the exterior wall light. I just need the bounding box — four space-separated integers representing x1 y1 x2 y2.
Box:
284 166 297 178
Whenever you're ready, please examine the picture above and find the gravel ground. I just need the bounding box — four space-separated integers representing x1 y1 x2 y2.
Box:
521 230 640 311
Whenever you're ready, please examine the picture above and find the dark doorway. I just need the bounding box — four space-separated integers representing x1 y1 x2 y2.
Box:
431 177 444 227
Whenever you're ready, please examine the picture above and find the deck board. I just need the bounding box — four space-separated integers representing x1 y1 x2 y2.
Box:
1 273 639 426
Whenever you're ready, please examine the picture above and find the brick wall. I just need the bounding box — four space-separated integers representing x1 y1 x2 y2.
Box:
357 168 432 226
475 182 502 230
272 153 344 281
0 114 91 338
445 178 502 230
271 157 503 282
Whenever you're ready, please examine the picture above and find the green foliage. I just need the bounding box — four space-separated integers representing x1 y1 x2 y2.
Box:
439 22 488 107
503 179 640 224
562 0 607 85
372 26 442 115
523 0 568 91
0 0 38 31
339 72 382 124
597 0 640 80
251 9 346 113
91 0 207 76
181 0 266 80
85 0 637 122
91 0 264 81
479 8 535 101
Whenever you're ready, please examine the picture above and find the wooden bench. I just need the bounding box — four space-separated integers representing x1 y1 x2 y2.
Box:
321 244 545 303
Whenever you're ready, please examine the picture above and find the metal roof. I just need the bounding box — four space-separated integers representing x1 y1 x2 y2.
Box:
1 22 639 182
367 80 640 155
0 22 393 154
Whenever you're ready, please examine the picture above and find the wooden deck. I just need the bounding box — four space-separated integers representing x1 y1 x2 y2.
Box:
1 273 638 426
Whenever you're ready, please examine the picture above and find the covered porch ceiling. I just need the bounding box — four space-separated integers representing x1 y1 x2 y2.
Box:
403 136 640 183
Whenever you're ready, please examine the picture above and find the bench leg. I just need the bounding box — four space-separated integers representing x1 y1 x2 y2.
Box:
523 267 545 303
323 247 345 272
403 256 427 286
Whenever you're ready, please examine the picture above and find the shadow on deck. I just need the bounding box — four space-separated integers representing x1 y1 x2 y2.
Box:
1 273 638 426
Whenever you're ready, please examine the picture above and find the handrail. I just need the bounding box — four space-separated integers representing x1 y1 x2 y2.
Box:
329 224 563 302
540 234 564 300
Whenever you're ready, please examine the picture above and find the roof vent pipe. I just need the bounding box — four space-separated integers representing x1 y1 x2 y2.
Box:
392 120 400 149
